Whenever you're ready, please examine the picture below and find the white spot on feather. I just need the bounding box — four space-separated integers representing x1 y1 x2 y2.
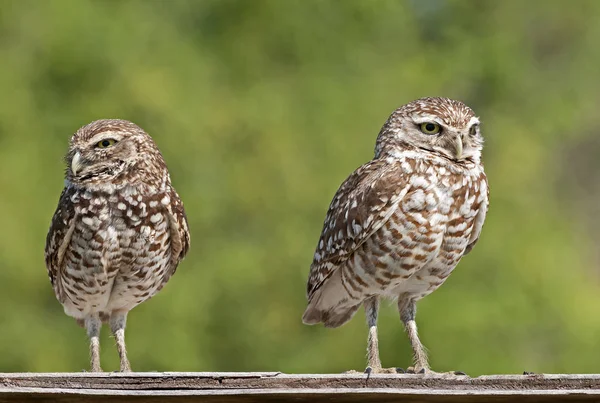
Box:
411 176 429 189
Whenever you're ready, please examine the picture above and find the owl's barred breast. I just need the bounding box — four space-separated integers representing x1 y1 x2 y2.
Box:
338 155 487 302
304 97 487 371
44 119 191 372
59 185 175 320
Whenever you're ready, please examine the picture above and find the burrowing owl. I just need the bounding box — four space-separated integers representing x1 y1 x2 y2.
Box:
45 119 190 372
303 97 488 374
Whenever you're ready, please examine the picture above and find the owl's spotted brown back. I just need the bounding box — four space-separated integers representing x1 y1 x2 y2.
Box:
303 97 488 375
44 119 190 372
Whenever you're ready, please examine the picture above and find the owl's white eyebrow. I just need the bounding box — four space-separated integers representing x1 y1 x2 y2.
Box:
467 116 480 127
91 131 123 143
411 115 445 125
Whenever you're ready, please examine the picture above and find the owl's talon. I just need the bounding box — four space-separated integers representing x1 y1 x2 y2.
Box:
407 368 467 377
364 366 373 385
395 367 405 374
406 366 429 374
363 366 403 375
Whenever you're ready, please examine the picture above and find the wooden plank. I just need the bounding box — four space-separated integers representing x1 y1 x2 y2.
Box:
1 372 600 402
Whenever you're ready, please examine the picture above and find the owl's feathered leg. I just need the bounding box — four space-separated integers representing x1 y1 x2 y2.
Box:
361 296 404 375
398 297 430 373
85 314 102 372
110 311 131 372
364 296 382 372
397 297 467 376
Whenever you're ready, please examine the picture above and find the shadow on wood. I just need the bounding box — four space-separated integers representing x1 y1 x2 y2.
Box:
2 372 600 402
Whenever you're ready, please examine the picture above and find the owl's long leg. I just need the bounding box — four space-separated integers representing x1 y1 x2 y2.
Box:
110 311 131 372
85 314 102 372
398 296 429 373
364 296 382 372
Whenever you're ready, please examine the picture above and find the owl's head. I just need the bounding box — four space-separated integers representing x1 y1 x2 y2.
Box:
375 97 483 164
65 119 167 189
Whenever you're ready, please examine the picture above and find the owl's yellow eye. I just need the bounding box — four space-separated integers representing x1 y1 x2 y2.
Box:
96 139 117 148
419 122 441 135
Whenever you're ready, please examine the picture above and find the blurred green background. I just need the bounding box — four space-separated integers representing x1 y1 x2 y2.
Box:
1 0 600 375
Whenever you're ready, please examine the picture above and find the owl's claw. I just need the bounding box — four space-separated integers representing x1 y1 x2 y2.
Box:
406 366 426 374
364 366 405 375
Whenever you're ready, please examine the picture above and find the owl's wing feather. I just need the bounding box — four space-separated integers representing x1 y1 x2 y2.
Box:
160 188 190 288
44 186 77 301
306 159 410 300
463 172 488 255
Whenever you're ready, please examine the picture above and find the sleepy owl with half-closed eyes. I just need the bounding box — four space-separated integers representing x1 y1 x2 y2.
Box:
45 119 190 372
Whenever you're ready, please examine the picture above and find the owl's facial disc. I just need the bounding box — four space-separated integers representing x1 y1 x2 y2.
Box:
431 131 470 162
68 131 135 182
412 115 480 162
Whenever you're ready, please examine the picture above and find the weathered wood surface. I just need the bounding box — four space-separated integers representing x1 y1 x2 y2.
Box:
2 372 600 402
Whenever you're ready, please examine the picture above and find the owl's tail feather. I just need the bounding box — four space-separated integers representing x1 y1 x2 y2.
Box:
302 268 363 328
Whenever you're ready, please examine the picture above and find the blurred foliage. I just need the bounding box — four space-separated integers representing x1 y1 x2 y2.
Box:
0 0 600 375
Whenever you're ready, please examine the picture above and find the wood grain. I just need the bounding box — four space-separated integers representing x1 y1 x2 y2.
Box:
2 372 600 402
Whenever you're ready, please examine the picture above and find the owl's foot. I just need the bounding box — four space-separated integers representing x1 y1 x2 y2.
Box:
89 364 103 373
366 366 405 375
344 367 404 375
83 367 104 373
110 311 131 373
406 366 467 376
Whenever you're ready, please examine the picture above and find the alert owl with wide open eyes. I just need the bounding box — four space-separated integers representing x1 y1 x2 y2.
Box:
303 97 488 375
45 119 190 372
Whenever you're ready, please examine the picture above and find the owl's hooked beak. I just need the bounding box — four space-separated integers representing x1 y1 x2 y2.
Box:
453 136 463 160
71 152 84 176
